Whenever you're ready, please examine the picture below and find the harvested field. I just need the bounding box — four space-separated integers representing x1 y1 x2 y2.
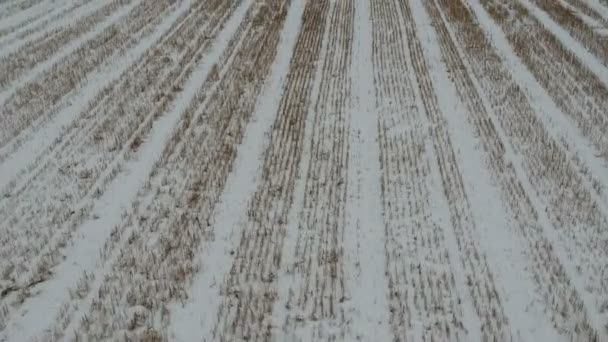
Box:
0 0 607 341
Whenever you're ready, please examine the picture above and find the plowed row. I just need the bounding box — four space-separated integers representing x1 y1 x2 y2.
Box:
0 0 606 341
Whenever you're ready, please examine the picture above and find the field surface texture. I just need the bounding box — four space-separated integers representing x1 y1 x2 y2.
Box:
0 0 607 341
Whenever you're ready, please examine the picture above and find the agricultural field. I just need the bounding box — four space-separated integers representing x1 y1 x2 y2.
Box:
0 0 607 340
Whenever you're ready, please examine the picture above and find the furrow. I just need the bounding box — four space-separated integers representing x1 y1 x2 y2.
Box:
0 0 242 327
0 0 132 92
0 0 174 149
212 1 331 340
0 0 98 57
0 0 60 34
562 0 608 28
52 1 287 340
527 0 608 64
476 0 608 170
282 0 354 340
397 0 514 339
342 0 392 339
0 0 197 199
437 0 608 338
169 1 306 340
371 0 484 340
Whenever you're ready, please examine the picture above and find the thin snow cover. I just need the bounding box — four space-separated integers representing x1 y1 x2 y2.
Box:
0 0 141 105
0 0 112 59
0 2 13 16
411 0 562 340
467 0 608 204
470 1 608 339
0 0 66 32
0 0 183 191
518 0 608 82
269 1 333 339
166 0 300 339
342 0 391 340
555 0 608 36
1 0 608 340
58 0 256 338
584 0 608 23
401 41 482 342
0 0 220 340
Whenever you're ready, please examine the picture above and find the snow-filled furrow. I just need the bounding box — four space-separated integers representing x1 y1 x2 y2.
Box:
1 0 607 340
560 0 608 29
342 0 391 340
519 0 608 78
398 0 515 339
471 0 608 183
0 0 209 195
212 2 331 340
0 9 55 42
0 0 220 190
0 0 46 18
0 0 194 195
3 0 198 256
473 2 608 304
370 0 479 340
0 3 57 46
584 0 608 21
169 1 304 341
2 0 238 324
0 0 64 33
279 1 355 340
465 0 608 217
526 0 608 64
0 0 100 59
0 1 13 16
0 0 136 94
53 2 289 340
0 1 257 340
418 0 568 340
0 0 239 320
438 0 608 338
0 0 144 106
0 0 175 150
269 4 331 342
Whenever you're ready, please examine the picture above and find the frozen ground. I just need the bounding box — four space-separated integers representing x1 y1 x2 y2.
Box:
0 0 607 341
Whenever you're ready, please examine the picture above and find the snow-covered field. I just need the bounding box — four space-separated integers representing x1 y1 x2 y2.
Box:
0 0 607 340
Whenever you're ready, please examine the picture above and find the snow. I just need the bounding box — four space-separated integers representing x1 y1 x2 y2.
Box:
1 0 607 340
413 0 562 339
0 0 141 105
468 1 608 206
470 1 608 339
165 0 302 339
519 0 608 82
584 0 608 23
555 0 608 36
343 0 391 340
59 0 257 339
0 0 111 59
0 0 185 191
0 1 196 340
0 0 67 33
270 2 333 340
